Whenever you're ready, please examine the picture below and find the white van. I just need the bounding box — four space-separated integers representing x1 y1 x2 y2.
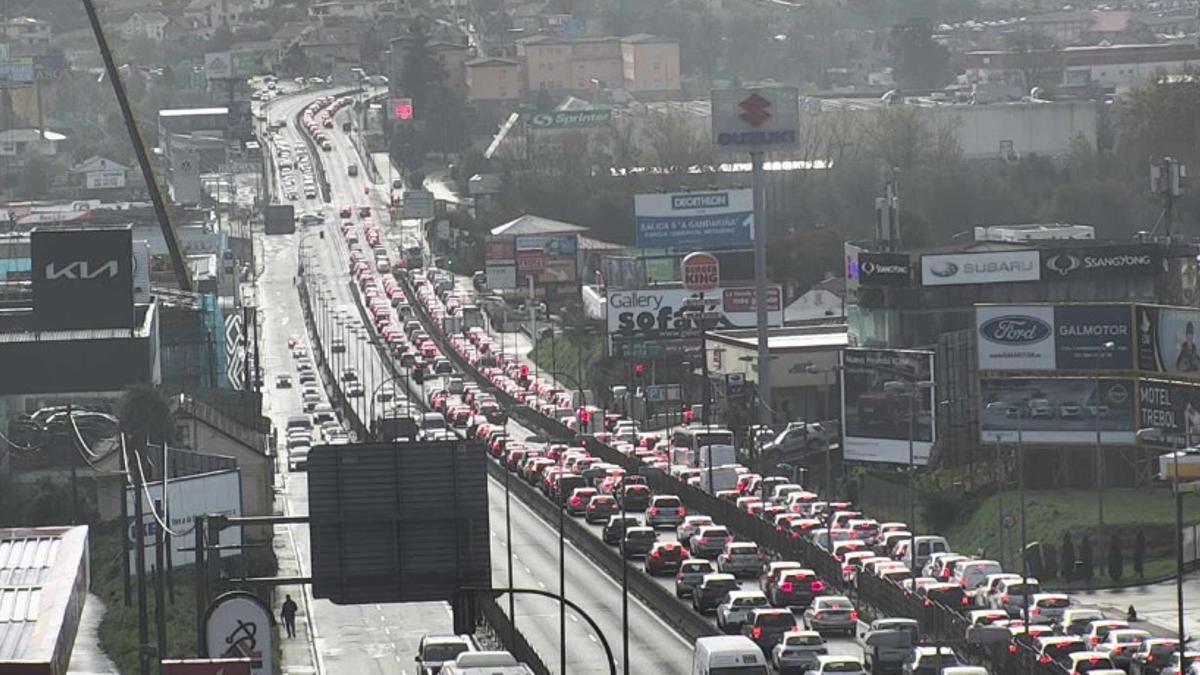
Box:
691 635 768 675
440 651 534 674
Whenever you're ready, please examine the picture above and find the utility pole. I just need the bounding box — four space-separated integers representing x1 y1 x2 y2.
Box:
1151 157 1184 238
133 446 150 675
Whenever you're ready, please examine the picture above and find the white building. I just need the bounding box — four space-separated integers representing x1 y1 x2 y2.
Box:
965 42 1200 93
0 129 65 157
122 12 170 42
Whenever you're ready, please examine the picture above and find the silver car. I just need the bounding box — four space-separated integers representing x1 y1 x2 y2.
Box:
803 595 857 636
645 494 685 528
676 515 714 545
717 542 766 578
691 525 733 558
716 590 770 634
772 630 827 673
674 559 717 598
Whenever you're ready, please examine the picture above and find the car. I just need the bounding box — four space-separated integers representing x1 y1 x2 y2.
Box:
331 338 346 353
802 595 857 636
566 487 598 516
902 646 963 675
645 494 685 528
743 608 799 653
1130 638 1183 675
1154 651 1200 675
620 526 657 558
770 569 826 609
414 634 472 674
644 541 688 575
716 590 771 634
1084 620 1131 648
990 576 1041 616
1097 628 1151 669
618 484 652 511
772 630 827 674
805 654 867 675
346 382 365 397
602 515 643 545
919 582 968 610
675 558 717 598
1061 608 1107 636
275 373 293 388
676 515 714 545
1035 635 1088 666
692 573 740 614
584 495 619 523
1060 400 1083 419
1029 593 1072 624
952 559 1003 592
690 525 733 558
717 542 766 578
1066 651 1119 675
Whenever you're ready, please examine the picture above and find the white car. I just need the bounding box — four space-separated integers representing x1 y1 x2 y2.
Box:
715 590 770 634
804 654 865 675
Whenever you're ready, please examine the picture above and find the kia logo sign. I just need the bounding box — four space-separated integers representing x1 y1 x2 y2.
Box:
979 316 1052 344
31 226 135 331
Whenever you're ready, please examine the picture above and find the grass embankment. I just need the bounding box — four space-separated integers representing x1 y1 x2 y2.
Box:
528 332 607 392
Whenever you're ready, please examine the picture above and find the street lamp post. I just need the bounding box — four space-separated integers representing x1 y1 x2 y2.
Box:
1137 424 1188 671
908 380 935 575
1095 340 1116 534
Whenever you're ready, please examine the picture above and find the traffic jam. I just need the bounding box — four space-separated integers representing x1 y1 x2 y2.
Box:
292 113 1187 675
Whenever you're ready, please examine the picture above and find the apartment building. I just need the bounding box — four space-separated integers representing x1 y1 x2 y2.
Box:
517 33 681 96
965 41 1200 91
466 57 522 103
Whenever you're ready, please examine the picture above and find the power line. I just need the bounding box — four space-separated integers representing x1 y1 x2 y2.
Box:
132 446 191 538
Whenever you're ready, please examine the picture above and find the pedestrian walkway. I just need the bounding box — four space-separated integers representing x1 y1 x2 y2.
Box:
67 594 118 674
274 520 319 674
1076 572 1200 640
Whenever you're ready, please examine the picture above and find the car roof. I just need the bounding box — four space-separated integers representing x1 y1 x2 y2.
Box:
727 590 767 600
816 655 862 664
703 573 737 582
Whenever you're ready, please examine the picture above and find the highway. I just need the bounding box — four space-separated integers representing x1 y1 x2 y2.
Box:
258 86 695 673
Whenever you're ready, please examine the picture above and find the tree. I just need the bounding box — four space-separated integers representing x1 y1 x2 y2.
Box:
1060 532 1076 581
280 44 310 77
1042 542 1059 580
645 108 711 178
118 384 174 450
1108 534 1124 581
18 152 54 199
1003 31 1063 93
889 18 950 90
1080 534 1094 581
1133 530 1146 579
206 25 234 53
1113 78 1200 176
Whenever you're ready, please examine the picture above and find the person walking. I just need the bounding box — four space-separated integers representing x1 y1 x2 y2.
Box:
281 595 298 638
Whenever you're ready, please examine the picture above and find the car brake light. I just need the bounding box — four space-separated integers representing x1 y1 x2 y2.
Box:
751 626 763 639
960 579 968 588
1031 607 1040 616
649 508 659 516
843 565 855 574
961 596 970 607
696 537 706 544
850 611 859 622
677 507 686 517
1115 647 1125 655
1008 644 1018 654
1091 637 1101 646
1002 595 1010 604
1039 656 1052 665
650 550 661 559
811 580 825 592
1148 656 1157 663
780 581 794 594
570 497 581 507
924 599 933 607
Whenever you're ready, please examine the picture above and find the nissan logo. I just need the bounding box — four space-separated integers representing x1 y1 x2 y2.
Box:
928 261 958 277
979 316 1052 344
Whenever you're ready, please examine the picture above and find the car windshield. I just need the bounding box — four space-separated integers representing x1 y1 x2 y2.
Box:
825 661 863 672
710 667 769 675
627 531 655 540
734 597 766 607
709 579 738 591
656 497 681 507
422 643 468 661
1040 597 1070 608
820 599 853 610
786 635 824 646
758 613 796 628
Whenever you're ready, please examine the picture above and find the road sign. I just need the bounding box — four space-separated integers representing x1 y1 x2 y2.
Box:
711 87 799 153
401 189 434 219
204 52 232 80
683 251 720 292
204 591 273 675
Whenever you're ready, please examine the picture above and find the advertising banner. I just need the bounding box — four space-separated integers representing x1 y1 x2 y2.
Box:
976 304 1134 371
976 305 1056 370
32 226 135 331
858 251 912 287
526 109 611 129
840 348 935 465
401 189 435 220
86 170 127 190
607 286 783 356
485 238 515 262
634 190 754 250
1136 305 1200 377
514 234 578 284
485 265 516 290
921 250 1040 286
126 469 241 574
1136 379 1200 447
204 52 232 80
1042 244 1160 280
980 378 1135 444
711 87 800 153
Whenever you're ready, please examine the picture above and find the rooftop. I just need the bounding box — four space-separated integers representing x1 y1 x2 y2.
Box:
709 325 849 351
0 526 89 666
490 214 588 237
158 107 228 117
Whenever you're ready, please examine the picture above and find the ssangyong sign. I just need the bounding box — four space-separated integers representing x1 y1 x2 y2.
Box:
1042 244 1160 280
921 250 1040 286
858 251 912 287
32 225 134 330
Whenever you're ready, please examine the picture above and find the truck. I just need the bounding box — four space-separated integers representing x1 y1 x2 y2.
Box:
461 305 485 331
698 464 740 494
695 443 737 468
856 617 918 674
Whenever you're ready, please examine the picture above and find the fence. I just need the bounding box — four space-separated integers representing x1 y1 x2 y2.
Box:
478 594 551 675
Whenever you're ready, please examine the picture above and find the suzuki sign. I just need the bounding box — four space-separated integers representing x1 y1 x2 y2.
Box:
711 87 800 153
32 225 134 331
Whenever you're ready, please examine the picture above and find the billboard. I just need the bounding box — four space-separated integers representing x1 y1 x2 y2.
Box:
858 251 912 287
485 264 516 290
263 205 295 234
308 441 490 604
976 304 1134 371
980 378 1135 444
921 250 1040 286
1136 305 1200 377
126 469 242 574
840 348 936 465
711 87 800 152
634 190 753 250
0 59 35 85
1137 379 1200 447
402 189 435 220
514 234 577 283
607 286 783 357
32 226 135 331
1042 244 1160 280
526 109 611 129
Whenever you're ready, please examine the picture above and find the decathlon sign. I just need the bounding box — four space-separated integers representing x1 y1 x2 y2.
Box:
635 189 753 250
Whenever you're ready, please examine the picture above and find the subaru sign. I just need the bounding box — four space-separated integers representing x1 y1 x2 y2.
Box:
634 189 753 250
921 250 1040 286
1042 244 1160 280
976 304 1134 371
32 225 135 330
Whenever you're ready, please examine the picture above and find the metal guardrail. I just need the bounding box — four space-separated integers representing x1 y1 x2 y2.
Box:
478 594 551 675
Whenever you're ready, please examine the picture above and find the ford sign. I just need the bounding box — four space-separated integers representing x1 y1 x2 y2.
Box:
979 316 1052 344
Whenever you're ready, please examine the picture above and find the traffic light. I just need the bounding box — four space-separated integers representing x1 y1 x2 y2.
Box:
519 364 529 379
634 363 645 379
579 409 592 425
